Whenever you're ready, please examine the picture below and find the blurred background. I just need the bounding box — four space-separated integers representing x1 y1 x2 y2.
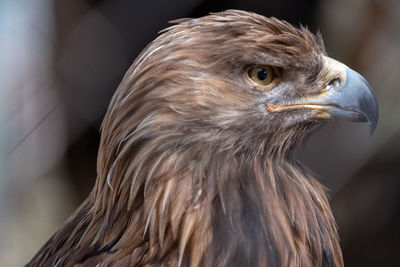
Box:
1 0 399 266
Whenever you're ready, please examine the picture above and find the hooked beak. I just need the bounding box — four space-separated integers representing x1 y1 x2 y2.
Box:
267 56 379 134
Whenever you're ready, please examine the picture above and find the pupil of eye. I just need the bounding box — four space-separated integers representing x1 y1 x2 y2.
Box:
257 69 267 80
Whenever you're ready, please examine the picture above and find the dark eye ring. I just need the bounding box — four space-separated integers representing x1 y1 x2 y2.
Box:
245 65 280 88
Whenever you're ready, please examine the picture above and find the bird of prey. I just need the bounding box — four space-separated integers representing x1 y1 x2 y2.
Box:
28 10 378 267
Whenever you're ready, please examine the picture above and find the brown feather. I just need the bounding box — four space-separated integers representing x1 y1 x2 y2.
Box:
28 10 343 267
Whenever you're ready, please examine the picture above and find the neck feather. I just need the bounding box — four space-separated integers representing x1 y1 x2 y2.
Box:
28 136 343 267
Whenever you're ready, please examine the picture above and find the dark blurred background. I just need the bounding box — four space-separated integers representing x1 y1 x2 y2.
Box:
1 0 399 266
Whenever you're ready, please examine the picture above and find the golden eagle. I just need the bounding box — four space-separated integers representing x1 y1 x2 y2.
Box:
28 10 378 267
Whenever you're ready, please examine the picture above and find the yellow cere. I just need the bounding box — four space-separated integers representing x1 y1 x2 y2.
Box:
321 56 348 94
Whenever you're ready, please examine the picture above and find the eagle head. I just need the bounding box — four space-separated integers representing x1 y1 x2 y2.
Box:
28 10 378 267
102 10 377 164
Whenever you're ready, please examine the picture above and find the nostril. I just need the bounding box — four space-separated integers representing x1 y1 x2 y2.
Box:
326 77 342 90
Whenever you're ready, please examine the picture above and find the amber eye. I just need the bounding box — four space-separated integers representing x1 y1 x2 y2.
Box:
246 65 279 88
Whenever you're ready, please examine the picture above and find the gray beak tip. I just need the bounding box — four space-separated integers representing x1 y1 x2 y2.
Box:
343 68 379 136
368 105 378 135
